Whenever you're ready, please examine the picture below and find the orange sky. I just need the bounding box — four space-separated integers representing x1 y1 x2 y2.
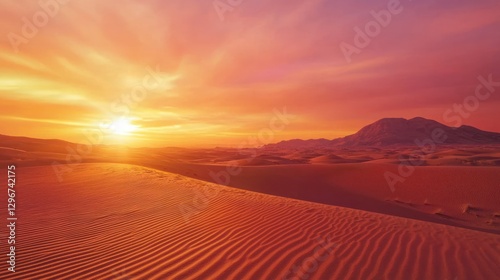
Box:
1 0 500 147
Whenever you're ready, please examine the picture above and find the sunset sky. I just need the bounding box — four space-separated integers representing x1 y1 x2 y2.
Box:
1 0 500 147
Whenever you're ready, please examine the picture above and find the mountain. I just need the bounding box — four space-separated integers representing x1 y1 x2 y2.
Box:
263 117 500 149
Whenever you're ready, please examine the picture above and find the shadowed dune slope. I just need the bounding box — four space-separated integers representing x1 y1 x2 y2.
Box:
136 161 500 234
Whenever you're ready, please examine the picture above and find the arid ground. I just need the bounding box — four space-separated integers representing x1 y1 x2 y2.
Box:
1 135 499 279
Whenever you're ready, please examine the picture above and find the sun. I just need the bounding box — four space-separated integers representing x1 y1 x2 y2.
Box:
110 118 137 135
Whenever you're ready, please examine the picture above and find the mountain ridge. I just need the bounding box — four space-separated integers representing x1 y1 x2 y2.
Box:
264 117 500 149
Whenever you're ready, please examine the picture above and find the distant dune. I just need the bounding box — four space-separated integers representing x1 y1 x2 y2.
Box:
0 164 498 279
0 134 75 154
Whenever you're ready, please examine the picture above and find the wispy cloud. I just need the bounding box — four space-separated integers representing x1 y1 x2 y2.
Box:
1 0 499 146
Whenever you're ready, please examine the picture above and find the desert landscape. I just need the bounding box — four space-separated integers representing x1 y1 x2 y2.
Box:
2 0 500 279
0 163 499 279
1 117 500 279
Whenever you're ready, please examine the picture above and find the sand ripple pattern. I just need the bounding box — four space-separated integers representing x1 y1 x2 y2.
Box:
0 164 499 280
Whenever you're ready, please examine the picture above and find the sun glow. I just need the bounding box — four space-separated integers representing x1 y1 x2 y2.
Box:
109 118 138 135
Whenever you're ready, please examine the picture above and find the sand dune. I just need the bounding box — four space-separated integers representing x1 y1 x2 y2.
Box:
310 154 354 164
137 161 500 234
2 139 500 234
1 163 499 279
